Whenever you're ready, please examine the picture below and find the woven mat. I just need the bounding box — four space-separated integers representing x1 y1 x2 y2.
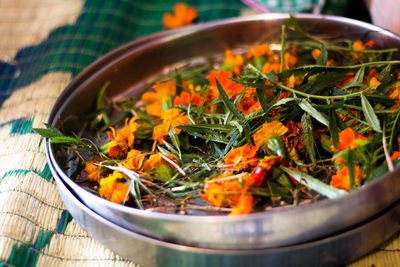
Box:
0 1 399 266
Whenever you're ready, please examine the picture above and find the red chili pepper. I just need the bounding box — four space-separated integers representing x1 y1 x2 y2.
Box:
249 165 267 186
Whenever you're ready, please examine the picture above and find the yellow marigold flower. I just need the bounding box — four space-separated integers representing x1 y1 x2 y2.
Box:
99 171 130 204
152 108 190 144
330 165 365 191
223 49 244 75
122 149 145 171
142 81 176 117
369 77 381 88
163 3 198 29
107 116 141 157
285 74 300 89
253 120 288 149
142 153 178 172
224 144 258 172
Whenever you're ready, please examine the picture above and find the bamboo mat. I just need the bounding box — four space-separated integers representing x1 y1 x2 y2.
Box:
0 1 398 266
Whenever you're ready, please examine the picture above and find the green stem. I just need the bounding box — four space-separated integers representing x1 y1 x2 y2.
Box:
343 104 393 114
248 63 376 100
294 41 398 54
280 24 286 73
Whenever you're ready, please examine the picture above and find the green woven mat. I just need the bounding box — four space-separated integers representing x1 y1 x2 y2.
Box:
0 0 398 266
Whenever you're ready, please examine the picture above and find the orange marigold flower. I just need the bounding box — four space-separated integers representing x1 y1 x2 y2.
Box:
391 151 400 160
201 172 243 207
311 49 335 66
163 3 197 29
230 194 253 215
206 70 245 97
122 149 145 171
253 120 288 149
224 49 244 75
224 144 258 172
173 91 203 106
262 61 281 75
330 165 365 191
369 77 381 88
350 40 373 59
246 44 274 59
388 82 400 99
333 128 368 153
99 171 130 204
84 157 103 182
312 49 320 60
142 153 178 172
142 81 176 117
283 52 298 70
107 116 141 157
152 108 190 144
285 74 301 89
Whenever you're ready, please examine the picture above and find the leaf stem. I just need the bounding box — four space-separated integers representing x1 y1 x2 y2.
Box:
280 24 286 73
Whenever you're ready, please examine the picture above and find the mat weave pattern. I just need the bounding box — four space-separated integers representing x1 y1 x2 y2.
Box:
0 1 398 266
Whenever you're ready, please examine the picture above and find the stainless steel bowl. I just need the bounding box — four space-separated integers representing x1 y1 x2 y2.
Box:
46 13 400 249
51 153 400 267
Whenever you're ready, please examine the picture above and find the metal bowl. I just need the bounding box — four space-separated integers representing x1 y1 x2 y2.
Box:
51 152 400 267
46 13 400 249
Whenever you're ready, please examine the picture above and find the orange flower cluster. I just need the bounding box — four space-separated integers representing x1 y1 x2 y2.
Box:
107 116 141 157
153 108 190 144
330 128 368 191
163 3 197 29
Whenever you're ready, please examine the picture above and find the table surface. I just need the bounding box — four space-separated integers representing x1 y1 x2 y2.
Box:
0 1 398 266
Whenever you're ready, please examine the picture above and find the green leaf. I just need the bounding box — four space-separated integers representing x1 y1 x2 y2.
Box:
352 66 365 85
361 93 382 133
389 109 400 152
298 99 329 126
280 165 348 198
177 124 234 132
256 87 270 113
284 15 322 44
50 136 85 146
377 64 391 83
175 69 183 96
328 110 339 150
272 97 296 107
96 81 110 111
301 113 316 164
33 124 63 138
315 100 345 110
157 145 174 156
346 149 355 189
168 127 181 159
316 45 328 66
303 72 347 95
161 138 180 157
215 78 244 120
